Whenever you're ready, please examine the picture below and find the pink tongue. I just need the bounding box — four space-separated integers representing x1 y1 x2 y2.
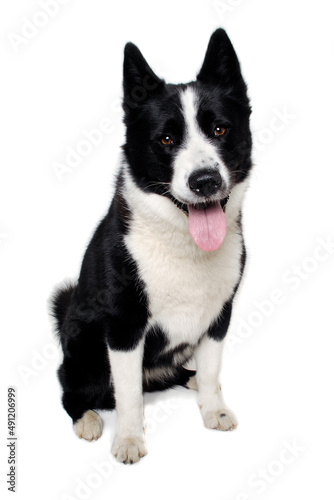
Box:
188 201 227 252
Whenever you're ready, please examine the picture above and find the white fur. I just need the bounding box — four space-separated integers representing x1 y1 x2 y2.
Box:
107 339 147 463
73 410 103 441
171 86 230 203
123 166 248 351
194 336 237 430
111 436 147 464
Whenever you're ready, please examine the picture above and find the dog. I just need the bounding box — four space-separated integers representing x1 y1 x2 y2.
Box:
51 28 252 464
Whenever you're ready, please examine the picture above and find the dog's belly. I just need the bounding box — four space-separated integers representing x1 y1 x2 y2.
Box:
143 326 194 368
125 219 243 349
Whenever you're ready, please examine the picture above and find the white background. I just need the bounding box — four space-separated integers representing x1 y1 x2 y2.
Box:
1 1 334 499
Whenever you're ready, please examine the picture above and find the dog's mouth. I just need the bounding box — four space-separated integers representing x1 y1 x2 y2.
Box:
166 194 230 252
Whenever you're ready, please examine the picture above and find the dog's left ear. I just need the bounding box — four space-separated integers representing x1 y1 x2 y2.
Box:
123 42 164 115
197 29 245 89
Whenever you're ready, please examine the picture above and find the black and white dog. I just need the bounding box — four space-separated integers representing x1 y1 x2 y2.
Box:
51 28 252 464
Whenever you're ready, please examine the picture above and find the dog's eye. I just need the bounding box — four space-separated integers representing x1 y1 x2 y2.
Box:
160 135 174 146
214 126 227 137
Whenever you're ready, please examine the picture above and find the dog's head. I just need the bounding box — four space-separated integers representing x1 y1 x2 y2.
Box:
122 29 252 251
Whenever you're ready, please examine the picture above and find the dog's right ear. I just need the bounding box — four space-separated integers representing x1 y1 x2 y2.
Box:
123 42 164 115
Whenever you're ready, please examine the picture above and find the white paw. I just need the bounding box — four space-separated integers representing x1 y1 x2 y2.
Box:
202 409 237 431
112 435 147 464
73 410 103 441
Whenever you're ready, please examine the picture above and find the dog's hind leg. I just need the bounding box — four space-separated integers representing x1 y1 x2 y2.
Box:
73 410 103 441
57 319 115 441
61 388 115 441
143 365 196 392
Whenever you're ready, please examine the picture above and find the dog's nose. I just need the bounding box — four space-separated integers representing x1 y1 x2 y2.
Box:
188 169 222 197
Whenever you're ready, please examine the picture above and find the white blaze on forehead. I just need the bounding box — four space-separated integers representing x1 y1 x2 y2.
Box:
171 86 230 203
181 85 202 141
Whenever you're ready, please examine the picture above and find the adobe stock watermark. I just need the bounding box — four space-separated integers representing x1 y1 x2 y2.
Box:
0 233 8 245
144 396 182 435
51 111 119 182
60 397 182 499
17 331 59 385
60 457 121 500
51 65 167 183
252 107 296 155
227 235 334 353
52 103 295 183
7 0 72 54
17 269 135 385
213 0 247 22
229 438 306 499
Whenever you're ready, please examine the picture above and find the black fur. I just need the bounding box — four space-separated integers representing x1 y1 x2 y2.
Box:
51 28 252 425
51 282 76 338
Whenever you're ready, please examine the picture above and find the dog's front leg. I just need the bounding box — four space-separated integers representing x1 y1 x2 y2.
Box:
194 301 237 431
108 338 147 464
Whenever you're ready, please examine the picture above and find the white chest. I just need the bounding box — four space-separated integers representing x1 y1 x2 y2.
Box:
125 218 243 348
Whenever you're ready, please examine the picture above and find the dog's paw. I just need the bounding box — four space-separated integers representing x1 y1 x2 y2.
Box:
202 409 237 431
112 435 147 464
73 410 103 441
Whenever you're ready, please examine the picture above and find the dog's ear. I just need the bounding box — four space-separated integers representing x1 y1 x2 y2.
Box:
123 42 164 115
197 29 245 88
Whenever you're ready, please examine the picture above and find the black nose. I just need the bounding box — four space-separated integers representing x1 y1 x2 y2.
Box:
188 169 222 197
